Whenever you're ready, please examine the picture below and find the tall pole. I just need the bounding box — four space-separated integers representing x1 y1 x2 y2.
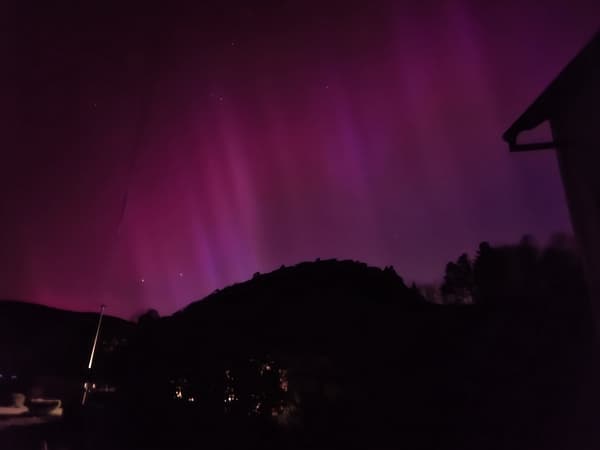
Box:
88 304 106 370
82 304 106 406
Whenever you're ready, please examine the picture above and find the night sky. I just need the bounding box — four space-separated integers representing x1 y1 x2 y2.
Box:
3 1 599 318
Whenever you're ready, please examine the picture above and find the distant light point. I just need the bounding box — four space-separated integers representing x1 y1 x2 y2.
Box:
179 272 183 278
140 278 145 284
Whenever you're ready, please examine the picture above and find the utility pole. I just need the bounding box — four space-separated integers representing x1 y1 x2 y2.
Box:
82 304 106 406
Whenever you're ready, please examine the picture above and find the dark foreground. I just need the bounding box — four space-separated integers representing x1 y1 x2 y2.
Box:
3 310 600 450
2 255 597 449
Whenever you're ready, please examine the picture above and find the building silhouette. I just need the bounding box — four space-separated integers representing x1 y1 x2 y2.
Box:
503 31 600 334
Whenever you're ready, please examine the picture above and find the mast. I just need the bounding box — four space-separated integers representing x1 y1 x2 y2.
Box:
82 304 106 405
88 304 106 370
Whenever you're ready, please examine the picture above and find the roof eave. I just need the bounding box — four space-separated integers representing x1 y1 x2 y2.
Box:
502 30 600 152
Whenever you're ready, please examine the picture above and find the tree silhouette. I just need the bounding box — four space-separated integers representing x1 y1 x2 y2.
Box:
463 235 589 315
441 253 474 304
137 308 160 326
472 242 502 305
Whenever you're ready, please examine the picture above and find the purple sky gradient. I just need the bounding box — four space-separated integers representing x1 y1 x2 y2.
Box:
3 1 599 318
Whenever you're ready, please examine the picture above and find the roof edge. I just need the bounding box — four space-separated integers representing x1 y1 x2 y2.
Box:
502 30 600 147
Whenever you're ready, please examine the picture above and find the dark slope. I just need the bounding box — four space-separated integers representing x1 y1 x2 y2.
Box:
181 259 425 310
0 300 134 376
122 260 490 449
158 259 431 356
123 258 592 450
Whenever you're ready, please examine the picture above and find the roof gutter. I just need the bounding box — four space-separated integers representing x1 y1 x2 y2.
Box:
505 140 557 152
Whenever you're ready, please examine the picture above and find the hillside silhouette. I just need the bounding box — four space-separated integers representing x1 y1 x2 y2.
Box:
121 254 595 450
182 258 425 309
134 259 431 365
122 260 490 449
2 254 597 450
0 300 134 407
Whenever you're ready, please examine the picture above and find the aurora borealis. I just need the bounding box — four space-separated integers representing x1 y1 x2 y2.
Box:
3 1 599 318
